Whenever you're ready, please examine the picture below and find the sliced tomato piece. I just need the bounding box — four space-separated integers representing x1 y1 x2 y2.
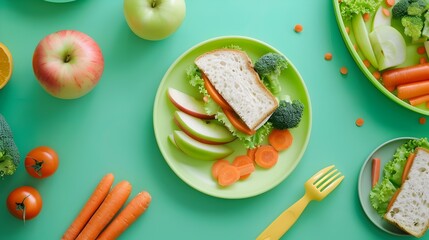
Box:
202 73 233 111
223 108 255 135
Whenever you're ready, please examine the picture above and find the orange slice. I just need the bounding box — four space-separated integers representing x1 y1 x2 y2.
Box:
0 42 13 89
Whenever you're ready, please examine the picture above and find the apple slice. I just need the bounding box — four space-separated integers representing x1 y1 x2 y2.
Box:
173 131 234 161
168 88 214 119
369 25 406 71
168 133 177 148
352 14 379 69
371 6 392 31
174 111 235 145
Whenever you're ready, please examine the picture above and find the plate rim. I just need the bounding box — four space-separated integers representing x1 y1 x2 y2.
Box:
357 136 417 236
153 35 312 199
332 0 429 116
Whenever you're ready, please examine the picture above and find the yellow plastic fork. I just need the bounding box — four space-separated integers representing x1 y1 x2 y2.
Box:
256 165 345 240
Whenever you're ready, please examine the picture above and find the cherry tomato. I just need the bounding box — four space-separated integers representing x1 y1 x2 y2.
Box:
25 146 59 178
6 186 42 221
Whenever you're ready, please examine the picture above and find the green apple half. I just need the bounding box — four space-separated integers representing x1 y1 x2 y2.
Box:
352 14 379 69
369 25 406 71
371 5 392 31
174 111 235 144
173 131 234 161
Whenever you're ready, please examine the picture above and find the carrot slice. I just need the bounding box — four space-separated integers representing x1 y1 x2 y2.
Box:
363 59 371 68
268 129 293 151
211 159 230 179
254 145 279 169
419 117 427 124
372 71 381 80
401 152 416 184
363 13 370 22
355 118 364 127
397 80 429 100
382 8 390 17
247 148 257 161
202 73 232 111
371 158 380 188
417 46 426 55
217 165 240 187
223 108 255 135
294 24 303 33
385 0 395 7
62 173 114 240
340 66 348 75
232 155 254 180
76 181 132 240
97 191 151 240
324 53 333 61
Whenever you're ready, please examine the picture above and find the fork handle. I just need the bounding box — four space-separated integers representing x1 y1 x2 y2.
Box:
256 194 311 240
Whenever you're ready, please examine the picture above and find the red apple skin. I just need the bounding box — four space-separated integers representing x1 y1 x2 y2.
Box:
167 88 214 119
33 30 104 99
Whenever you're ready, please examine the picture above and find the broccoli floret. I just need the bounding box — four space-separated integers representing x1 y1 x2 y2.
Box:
392 0 410 18
268 96 304 129
0 114 20 178
401 15 424 41
254 53 288 95
340 0 382 21
407 1 427 16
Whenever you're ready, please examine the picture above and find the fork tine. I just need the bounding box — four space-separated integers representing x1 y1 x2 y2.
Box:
314 168 338 186
320 175 345 195
310 165 335 182
318 172 341 190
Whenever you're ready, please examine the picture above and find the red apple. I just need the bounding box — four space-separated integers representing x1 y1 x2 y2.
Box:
167 87 214 119
32 30 104 99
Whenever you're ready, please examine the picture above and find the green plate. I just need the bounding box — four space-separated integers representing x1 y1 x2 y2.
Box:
358 137 416 236
333 0 429 116
153 36 312 199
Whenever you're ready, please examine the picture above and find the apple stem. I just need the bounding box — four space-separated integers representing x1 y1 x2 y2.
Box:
152 0 157 8
64 54 72 63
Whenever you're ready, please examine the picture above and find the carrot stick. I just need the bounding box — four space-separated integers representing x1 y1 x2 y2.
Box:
223 108 256 135
76 181 132 240
268 129 293 151
371 158 380 188
397 80 429 100
202 73 232 111
254 145 279 169
386 189 400 211
382 63 429 90
62 173 114 240
217 165 240 187
409 94 429 106
232 155 254 180
211 159 230 179
401 152 416 184
97 191 152 240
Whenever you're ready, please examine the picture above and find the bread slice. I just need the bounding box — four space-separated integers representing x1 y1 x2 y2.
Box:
384 147 429 238
194 49 278 130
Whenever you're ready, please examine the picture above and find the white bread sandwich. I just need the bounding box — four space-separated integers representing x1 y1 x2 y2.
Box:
384 147 429 238
194 49 278 131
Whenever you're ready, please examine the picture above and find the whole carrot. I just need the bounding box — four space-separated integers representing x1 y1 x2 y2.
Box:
382 63 429 90
76 181 132 240
397 80 429 100
97 191 152 240
62 173 114 240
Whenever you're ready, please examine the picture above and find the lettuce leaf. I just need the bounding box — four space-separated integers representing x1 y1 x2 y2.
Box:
369 178 397 216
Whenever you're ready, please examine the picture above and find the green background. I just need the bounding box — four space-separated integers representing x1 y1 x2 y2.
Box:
0 0 428 239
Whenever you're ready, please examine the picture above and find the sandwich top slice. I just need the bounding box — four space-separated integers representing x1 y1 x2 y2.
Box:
194 49 279 131
384 147 429 238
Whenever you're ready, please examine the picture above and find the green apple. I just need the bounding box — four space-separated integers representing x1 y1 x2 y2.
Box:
173 131 234 161
352 14 379 69
174 111 235 145
371 5 392 31
369 25 406 71
124 0 186 40
168 133 177 147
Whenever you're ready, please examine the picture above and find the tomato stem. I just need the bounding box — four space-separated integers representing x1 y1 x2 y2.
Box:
26 157 44 177
16 194 30 223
